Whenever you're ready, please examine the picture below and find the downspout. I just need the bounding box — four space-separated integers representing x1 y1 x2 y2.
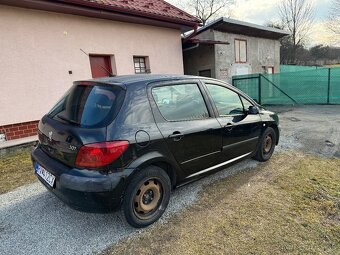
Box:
183 24 199 43
182 24 200 51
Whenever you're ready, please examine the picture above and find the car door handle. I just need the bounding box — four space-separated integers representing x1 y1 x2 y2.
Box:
225 123 233 132
169 131 184 141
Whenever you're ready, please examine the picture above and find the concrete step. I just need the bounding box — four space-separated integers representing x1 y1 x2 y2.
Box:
0 135 38 154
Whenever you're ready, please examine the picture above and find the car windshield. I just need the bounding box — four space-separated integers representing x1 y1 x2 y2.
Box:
48 84 125 127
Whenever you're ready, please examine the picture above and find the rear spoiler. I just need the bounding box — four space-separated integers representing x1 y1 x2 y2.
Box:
73 81 127 90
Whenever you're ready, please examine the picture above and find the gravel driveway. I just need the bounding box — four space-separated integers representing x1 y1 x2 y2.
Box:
272 105 340 157
0 105 339 255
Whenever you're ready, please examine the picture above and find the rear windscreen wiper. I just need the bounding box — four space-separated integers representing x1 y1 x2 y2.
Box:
57 114 80 126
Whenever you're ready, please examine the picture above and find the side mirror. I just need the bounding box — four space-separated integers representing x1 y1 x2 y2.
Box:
248 106 259 115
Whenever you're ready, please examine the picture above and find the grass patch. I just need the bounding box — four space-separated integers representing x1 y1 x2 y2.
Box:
103 153 340 255
0 149 36 194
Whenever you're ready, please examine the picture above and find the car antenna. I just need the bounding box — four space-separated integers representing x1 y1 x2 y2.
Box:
80 49 115 77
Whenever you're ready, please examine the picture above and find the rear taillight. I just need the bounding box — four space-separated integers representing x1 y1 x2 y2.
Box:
75 141 129 168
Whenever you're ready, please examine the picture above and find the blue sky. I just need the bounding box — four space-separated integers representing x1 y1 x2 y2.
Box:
166 0 336 46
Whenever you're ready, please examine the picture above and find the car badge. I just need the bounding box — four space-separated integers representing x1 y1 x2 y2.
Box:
48 131 53 142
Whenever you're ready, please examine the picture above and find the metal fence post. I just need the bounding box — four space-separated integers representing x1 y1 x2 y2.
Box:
327 68 331 104
258 74 262 104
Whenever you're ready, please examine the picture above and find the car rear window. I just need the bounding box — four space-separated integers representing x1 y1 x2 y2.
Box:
48 84 125 127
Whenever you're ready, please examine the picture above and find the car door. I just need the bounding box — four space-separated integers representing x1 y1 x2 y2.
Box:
149 81 222 177
203 82 262 161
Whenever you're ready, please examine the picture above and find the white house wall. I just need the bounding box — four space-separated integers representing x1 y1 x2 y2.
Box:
0 5 184 126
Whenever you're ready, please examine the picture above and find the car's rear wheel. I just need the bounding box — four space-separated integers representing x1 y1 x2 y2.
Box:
253 127 276 162
122 166 171 228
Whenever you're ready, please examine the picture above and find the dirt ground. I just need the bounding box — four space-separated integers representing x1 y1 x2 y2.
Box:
103 152 340 255
270 105 340 157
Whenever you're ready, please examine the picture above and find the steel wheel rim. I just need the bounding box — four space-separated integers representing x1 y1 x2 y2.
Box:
263 134 273 154
134 178 162 218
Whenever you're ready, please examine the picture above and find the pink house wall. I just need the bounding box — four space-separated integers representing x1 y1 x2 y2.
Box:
0 5 184 127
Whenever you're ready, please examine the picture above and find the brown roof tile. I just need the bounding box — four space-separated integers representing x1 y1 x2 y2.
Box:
61 0 200 25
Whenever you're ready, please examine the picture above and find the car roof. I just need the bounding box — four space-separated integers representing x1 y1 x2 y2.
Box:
76 74 218 86
75 74 260 107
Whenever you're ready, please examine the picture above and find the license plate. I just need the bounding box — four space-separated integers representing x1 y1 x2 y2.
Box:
35 163 55 187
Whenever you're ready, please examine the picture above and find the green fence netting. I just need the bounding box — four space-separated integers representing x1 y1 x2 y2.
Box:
232 68 340 105
330 68 340 104
280 65 320 73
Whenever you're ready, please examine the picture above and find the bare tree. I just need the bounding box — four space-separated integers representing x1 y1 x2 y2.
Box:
168 0 234 26
327 0 340 35
190 0 234 26
278 0 315 63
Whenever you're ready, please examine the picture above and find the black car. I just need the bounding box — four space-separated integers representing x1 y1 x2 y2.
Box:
31 75 279 228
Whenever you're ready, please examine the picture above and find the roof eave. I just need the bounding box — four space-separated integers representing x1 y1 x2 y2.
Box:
59 0 200 27
192 17 290 40
0 0 199 32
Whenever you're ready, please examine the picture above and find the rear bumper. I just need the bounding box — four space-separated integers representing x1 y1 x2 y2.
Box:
31 146 129 213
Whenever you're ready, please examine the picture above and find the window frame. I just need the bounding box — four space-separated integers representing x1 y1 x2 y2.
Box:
234 39 247 63
48 82 126 128
201 80 259 117
240 95 254 112
267 66 274 74
133 56 150 74
147 80 214 123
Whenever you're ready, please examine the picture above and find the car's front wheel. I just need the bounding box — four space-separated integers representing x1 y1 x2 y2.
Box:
122 166 171 228
253 127 277 162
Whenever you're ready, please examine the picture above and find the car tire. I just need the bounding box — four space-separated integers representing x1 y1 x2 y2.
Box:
122 165 171 228
253 127 276 162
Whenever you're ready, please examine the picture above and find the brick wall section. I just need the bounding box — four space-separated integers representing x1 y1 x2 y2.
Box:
0 120 39 140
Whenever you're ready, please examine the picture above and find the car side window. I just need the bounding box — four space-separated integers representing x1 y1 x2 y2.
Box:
206 84 244 116
240 96 254 111
152 84 209 121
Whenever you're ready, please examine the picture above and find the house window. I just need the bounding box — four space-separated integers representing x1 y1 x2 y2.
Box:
267 66 274 74
262 66 274 74
133 56 150 74
235 39 247 63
